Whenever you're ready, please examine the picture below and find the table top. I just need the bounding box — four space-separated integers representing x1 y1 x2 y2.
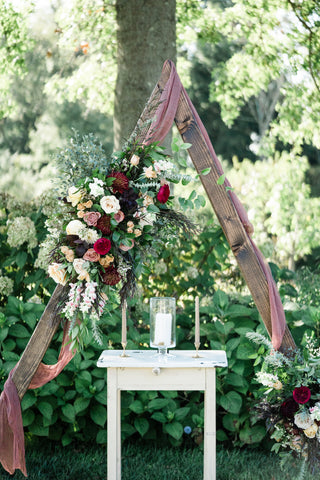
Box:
97 349 228 368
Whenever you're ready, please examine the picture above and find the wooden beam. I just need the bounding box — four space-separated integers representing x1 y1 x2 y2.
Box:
12 285 66 399
157 62 295 351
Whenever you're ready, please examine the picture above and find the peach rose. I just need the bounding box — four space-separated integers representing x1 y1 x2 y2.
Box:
99 254 114 267
83 248 100 262
143 195 154 207
83 211 101 226
48 263 67 285
73 258 90 282
114 210 125 223
134 229 142 237
60 246 74 262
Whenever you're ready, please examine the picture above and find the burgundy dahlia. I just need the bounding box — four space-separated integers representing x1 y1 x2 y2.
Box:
93 238 111 255
107 171 129 194
157 184 170 204
96 215 112 235
280 398 299 418
101 266 121 286
293 386 311 404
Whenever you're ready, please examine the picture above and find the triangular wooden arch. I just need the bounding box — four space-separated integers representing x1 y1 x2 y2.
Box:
11 61 295 400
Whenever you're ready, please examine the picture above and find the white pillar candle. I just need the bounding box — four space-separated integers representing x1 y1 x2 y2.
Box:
195 296 200 345
121 300 127 345
154 313 172 346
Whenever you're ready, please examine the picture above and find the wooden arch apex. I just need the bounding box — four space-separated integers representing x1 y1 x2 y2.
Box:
12 62 295 400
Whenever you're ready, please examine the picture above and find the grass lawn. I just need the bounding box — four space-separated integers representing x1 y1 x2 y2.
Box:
1 441 312 480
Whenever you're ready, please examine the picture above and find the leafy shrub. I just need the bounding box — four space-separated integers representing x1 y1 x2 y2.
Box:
0 191 318 450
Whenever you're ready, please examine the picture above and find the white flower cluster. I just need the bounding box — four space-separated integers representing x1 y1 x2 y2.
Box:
154 160 175 173
80 282 98 314
89 178 104 197
256 371 282 389
7 216 38 250
0 275 14 297
35 237 57 270
63 283 83 320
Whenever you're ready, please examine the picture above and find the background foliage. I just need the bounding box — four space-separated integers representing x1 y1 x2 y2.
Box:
0 194 319 450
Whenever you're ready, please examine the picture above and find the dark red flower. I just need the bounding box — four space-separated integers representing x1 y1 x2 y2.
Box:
93 238 111 255
107 171 129 194
101 266 121 286
96 214 112 235
280 398 299 418
293 386 311 404
157 184 170 204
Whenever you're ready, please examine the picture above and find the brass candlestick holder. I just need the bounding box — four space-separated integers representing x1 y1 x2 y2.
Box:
120 342 130 358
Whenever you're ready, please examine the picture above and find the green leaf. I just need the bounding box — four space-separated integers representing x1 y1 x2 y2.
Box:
200 167 211 176
74 397 90 414
129 400 144 414
217 173 226 185
134 417 149 437
61 404 76 423
96 429 108 444
148 398 169 410
151 412 167 423
174 407 190 422
22 410 35 427
112 231 121 242
90 404 107 427
220 391 242 414
15 251 28 268
147 204 160 213
38 401 53 420
164 422 183 440
239 424 266 444
222 414 240 432
9 324 30 338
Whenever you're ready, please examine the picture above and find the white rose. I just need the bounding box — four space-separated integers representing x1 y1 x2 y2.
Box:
100 195 120 214
67 186 85 206
48 263 67 285
66 220 84 236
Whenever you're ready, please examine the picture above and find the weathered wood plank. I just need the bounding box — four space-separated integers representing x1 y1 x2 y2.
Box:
12 284 66 399
157 62 295 350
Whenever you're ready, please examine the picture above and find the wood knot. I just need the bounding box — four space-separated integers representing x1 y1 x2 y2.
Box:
175 116 194 136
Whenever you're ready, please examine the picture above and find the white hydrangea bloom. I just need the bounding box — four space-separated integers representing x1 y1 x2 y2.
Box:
0 276 14 297
7 216 37 250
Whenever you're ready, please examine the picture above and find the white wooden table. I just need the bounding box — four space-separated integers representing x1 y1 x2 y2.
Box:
97 349 227 480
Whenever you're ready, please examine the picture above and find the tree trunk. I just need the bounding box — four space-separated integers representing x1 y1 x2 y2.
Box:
114 0 176 150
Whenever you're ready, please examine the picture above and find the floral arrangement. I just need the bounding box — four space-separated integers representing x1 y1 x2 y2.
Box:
248 332 320 476
46 134 199 348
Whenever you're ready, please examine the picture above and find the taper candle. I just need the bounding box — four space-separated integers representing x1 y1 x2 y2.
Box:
195 296 200 345
121 300 127 345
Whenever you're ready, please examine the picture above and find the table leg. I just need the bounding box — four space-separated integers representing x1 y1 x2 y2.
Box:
108 368 121 479
204 368 216 480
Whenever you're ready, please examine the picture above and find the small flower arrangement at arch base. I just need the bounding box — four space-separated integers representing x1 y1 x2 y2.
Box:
248 332 320 475
47 137 199 349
